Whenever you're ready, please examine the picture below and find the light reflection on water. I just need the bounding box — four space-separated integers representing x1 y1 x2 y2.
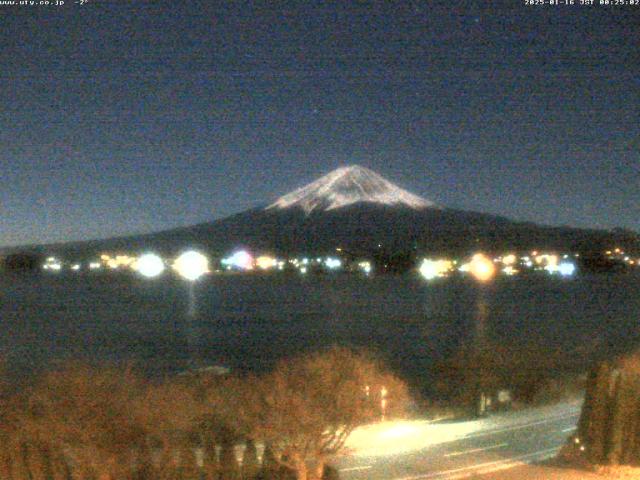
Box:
1 272 639 389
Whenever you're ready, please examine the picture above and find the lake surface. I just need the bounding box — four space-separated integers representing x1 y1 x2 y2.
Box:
2 271 640 393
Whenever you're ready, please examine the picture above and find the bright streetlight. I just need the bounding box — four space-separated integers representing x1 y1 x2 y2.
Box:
173 250 209 317
173 250 210 368
466 253 495 418
135 253 165 278
468 253 496 283
173 250 209 281
419 259 451 281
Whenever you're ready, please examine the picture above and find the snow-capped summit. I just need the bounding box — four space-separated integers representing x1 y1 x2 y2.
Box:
267 165 437 214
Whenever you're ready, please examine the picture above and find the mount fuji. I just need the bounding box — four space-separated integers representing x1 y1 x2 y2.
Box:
13 166 638 260
267 165 437 214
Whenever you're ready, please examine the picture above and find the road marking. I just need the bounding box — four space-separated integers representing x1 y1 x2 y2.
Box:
444 442 508 458
340 465 372 472
561 426 576 433
462 411 580 440
393 446 559 480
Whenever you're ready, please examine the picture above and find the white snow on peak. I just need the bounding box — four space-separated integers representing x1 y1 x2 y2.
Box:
267 165 437 214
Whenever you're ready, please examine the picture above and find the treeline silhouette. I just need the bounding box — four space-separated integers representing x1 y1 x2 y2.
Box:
0 253 42 273
0 347 410 480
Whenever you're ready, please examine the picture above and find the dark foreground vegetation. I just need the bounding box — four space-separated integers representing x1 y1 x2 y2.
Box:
0 253 41 273
0 338 591 480
572 350 640 466
0 347 410 480
431 342 588 413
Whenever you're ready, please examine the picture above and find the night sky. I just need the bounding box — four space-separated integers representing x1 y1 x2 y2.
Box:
1 1 638 247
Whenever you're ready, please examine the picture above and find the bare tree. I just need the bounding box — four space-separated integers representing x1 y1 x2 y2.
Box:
13 363 149 480
0 350 411 480
133 375 205 480
251 347 410 480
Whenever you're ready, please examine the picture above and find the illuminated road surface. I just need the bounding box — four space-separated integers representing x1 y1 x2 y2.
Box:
335 400 581 480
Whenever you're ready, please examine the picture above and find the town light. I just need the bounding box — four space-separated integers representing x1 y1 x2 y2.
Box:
502 254 517 265
468 253 496 282
558 262 576 277
359 261 372 275
419 260 439 280
325 257 342 269
419 259 451 280
135 253 165 278
256 255 277 270
222 250 254 271
502 266 518 276
173 250 209 281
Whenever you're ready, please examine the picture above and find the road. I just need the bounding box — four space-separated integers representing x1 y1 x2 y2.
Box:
334 400 582 480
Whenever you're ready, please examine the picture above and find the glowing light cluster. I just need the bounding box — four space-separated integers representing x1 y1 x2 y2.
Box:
101 253 136 270
502 266 519 276
173 250 209 280
325 257 342 270
419 259 452 280
256 255 277 270
466 253 496 282
221 250 254 271
535 254 559 269
544 264 559 274
134 253 165 278
605 248 638 267
502 254 517 266
43 257 62 272
358 261 372 275
558 262 576 277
